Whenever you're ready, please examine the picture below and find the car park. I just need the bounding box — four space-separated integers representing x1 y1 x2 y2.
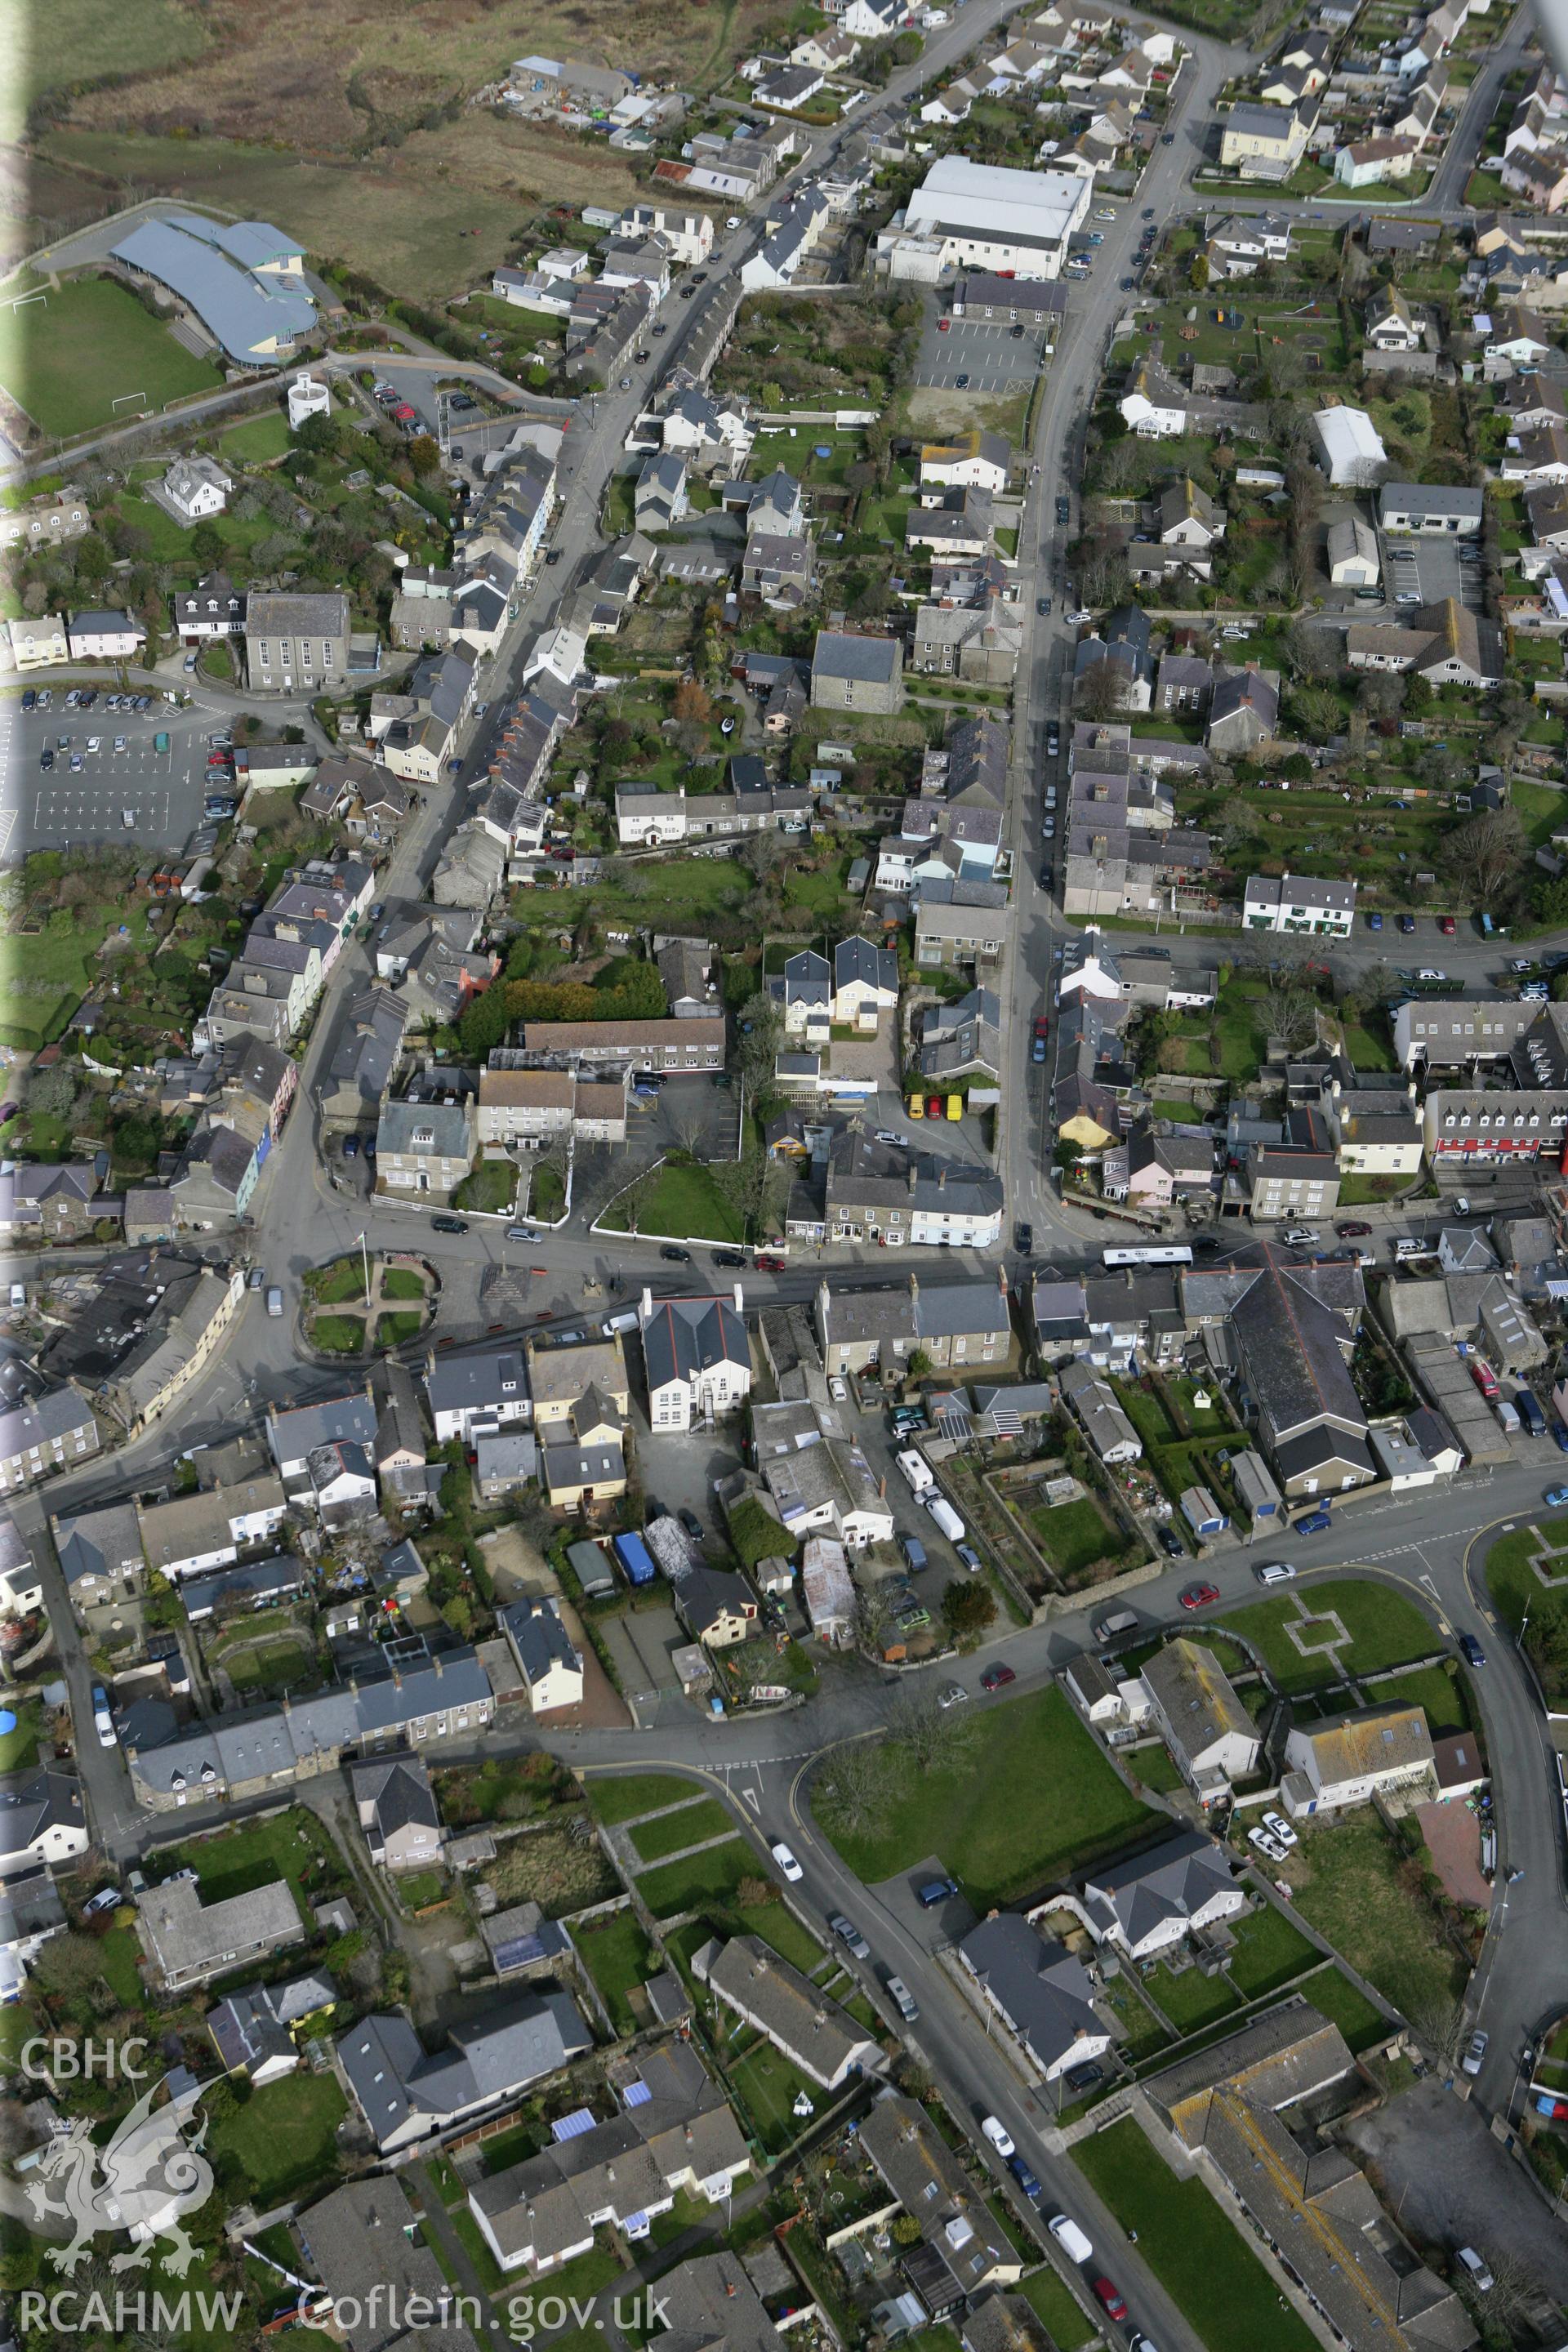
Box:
1180 1581 1220 1609
980 2116 1015 2156
830 1913 871 1958
1462 2029 1488 2077
980 1662 1016 1691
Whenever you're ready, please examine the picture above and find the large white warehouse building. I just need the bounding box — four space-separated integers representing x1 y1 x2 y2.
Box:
882 158 1091 283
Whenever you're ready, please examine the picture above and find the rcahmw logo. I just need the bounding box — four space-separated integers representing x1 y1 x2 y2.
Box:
21 2069 215 2277
18 2290 245 2336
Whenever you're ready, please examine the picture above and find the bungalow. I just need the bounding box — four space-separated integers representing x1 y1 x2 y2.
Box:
1079 1830 1245 1961
700 1936 877 2087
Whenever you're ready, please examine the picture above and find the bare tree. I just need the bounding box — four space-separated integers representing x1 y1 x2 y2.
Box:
616 1162 661 1237
1265 979 1321 1054
888 1685 978 1774
1443 808 1525 907
668 1099 711 1160
820 1737 891 1838
711 1146 786 1235
1075 659 1129 722
1411 1994 1468 2070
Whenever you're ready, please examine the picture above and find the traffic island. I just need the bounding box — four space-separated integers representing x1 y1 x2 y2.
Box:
300 1250 436 1358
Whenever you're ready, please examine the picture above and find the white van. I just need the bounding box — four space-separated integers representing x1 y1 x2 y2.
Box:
1394 1236 1430 1261
926 1494 965 1545
1047 2214 1094 2265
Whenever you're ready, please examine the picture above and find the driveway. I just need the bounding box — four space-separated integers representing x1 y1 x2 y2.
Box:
1342 2077 1568 2302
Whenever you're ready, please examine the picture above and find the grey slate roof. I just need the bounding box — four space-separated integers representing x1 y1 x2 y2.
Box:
1082 1829 1237 1949
959 1913 1104 2074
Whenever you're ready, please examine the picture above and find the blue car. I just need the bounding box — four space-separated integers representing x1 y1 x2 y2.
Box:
1297 1510 1333 1535
1031 1035 1047 1062
1365 911 1383 931
1546 1487 1568 1508
1008 2154 1043 2202
1554 1422 1568 1454
1459 1633 1486 1668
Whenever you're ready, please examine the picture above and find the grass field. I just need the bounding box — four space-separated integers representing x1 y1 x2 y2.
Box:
637 1838 756 1918
586 1772 706 1827
226 1635 315 1696
220 411 292 465
1225 1903 1319 2001
1372 1661 1472 1738
738 1898 824 1975
1027 1493 1138 1580
5 276 222 439
817 1687 1156 1909
628 1797 737 1864
1016 2269 1093 2350
724 2038 825 2154
155 1811 328 1915
1295 1962 1389 2052
208 2071 345 2203
16 0 207 114
1217 1579 1437 1695
599 1160 744 1245
1076 2119 1321 2352
574 1909 654 2035
1282 1817 1464 2020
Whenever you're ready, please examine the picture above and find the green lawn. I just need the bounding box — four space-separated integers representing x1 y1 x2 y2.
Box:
226 1636 315 1696
6 276 224 439
737 1898 824 1974
453 1160 516 1214
96 1924 143 2006
1283 1817 1463 2020
817 1686 1156 1909
0 1702 39 1774
601 1160 743 1244
310 1256 372 1304
381 1267 426 1301
311 1313 367 1355
1098 1969 1171 2063
586 1772 707 1826
1216 1579 1437 1695
1142 1958 1242 2035
1026 1493 1138 1579
1372 1661 1472 1738
396 1869 446 1910
1016 2269 1093 2350
376 1310 425 1348
1076 2120 1320 2352
1482 1523 1547 1635
724 2037 824 2153
22 0 207 105
208 2072 346 2203
636 1838 757 1918
450 2207 506 2294
1295 1962 1389 2053
220 411 293 465
574 1909 655 2035
1225 1903 1319 2001
628 1797 736 1864
154 1809 333 1916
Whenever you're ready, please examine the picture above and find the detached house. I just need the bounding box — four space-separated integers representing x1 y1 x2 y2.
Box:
1079 1831 1244 1961
640 1290 751 1433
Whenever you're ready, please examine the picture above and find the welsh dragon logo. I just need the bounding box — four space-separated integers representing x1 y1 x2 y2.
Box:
24 2077 213 2275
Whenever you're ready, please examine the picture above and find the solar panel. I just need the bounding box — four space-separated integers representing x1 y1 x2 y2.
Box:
621 2078 652 2108
550 2106 598 2143
492 1935 546 1973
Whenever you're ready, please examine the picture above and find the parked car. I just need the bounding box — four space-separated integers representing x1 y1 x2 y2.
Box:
830 1913 871 1958
1456 2247 1494 2292
92 1686 114 1748
1064 2060 1104 2094
1248 1825 1288 1863
956 1544 982 1574
770 1842 804 1882
938 1681 969 1709
980 2115 1015 2157
1336 1221 1373 1238
712 1249 746 1269
1439 915 1456 936
1281 1227 1320 1248
1462 2029 1488 2078
431 1214 469 1234
918 1876 957 1906
755 1253 786 1273
1297 1509 1333 1534
1158 1526 1183 1557
1008 2154 1043 2202
1092 2280 1128 2323
980 1663 1016 1691
885 1974 919 2023
1546 1487 1568 1509
1262 1811 1297 1848
1366 911 1383 931
660 1244 692 1262
678 1508 705 1542
1459 1633 1486 1667
1398 913 1416 933
1179 1581 1220 1610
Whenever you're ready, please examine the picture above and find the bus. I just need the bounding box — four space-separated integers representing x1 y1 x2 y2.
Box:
1102 1244 1195 1269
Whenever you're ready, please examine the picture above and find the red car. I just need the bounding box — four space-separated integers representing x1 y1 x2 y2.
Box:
755 1254 786 1274
926 1095 944 1120
980 1663 1017 1692
1336 1221 1372 1238
1179 1581 1220 1610
1092 2280 1128 2323
1033 1013 1049 1040
1439 915 1456 936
